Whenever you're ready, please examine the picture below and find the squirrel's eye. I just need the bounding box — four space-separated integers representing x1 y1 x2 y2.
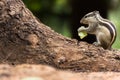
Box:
84 16 87 18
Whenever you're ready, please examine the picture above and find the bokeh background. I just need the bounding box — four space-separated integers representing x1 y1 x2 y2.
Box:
23 0 120 49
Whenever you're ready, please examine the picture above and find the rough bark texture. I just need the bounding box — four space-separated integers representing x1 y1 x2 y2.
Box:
0 0 120 72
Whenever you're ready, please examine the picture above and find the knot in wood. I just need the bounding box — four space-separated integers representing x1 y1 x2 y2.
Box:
26 34 39 47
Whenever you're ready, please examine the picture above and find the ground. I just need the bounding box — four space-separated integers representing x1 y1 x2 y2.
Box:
0 64 120 80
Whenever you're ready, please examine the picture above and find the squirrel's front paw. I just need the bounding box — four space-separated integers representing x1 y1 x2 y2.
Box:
77 26 86 32
93 42 101 47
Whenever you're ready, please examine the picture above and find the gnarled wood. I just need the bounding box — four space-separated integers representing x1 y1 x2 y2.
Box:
0 0 120 72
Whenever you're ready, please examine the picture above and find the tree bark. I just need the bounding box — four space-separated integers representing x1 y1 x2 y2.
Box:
0 0 120 72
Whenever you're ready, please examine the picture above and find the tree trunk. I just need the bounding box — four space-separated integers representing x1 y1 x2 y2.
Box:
0 0 120 72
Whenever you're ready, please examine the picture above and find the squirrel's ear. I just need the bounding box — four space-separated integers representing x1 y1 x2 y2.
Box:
94 11 100 14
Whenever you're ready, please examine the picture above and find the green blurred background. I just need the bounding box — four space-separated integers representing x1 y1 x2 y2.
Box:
23 0 120 49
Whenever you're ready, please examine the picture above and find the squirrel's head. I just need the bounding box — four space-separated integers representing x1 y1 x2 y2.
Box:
80 11 100 24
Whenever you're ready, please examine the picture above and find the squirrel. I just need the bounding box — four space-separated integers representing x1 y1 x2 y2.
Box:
78 11 117 49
